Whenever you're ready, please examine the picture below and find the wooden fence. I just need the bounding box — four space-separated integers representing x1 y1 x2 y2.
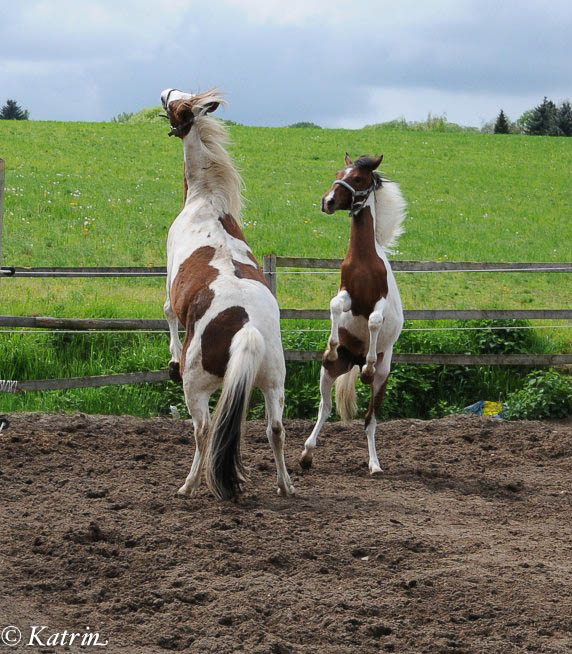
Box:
1 158 571 393
1 258 571 393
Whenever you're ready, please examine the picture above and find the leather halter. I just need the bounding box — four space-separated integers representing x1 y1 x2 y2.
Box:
333 172 383 216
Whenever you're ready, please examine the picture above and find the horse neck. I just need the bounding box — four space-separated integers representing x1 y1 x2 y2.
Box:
348 195 378 257
182 120 241 218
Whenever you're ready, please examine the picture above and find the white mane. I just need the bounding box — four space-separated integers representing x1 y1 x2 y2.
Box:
186 90 244 221
373 179 407 253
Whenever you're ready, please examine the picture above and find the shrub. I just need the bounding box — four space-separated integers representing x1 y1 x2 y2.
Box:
112 112 134 123
287 122 322 129
127 107 165 123
504 370 572 420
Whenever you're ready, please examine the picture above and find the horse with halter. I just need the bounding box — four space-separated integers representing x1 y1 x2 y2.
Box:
161 88 294 500
300 153 407 475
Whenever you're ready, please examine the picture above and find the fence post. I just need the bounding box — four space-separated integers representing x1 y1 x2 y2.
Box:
0 159 4 270
263 254 277 297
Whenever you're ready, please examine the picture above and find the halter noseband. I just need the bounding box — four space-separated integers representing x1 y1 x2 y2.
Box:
333 172 383 216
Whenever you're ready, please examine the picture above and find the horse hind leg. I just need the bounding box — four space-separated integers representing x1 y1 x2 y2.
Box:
364 350 391 476
263 387 295 497
164 297 183 383
178 390 210 496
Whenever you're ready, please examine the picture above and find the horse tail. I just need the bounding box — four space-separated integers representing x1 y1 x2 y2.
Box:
335 365 360 422
374 180 407 254
204 324 265 500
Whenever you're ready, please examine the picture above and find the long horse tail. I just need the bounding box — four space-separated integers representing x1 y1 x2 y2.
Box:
204 324 264 500
335 365 360 423
374 179 407 254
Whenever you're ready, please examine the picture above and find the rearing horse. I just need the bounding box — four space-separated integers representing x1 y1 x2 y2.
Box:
301 153 406 475
161 87 294 500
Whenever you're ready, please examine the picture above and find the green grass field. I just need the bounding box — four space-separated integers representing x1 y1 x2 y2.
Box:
1 120 570 416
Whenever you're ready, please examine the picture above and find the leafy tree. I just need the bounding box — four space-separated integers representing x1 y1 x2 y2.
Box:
525 97 561 136
494 109 510 134
557 100 572 137
0 99 29 120
514 110 533 134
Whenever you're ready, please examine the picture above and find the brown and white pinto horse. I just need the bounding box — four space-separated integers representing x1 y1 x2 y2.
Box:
161 87 294 500
300 154 406 475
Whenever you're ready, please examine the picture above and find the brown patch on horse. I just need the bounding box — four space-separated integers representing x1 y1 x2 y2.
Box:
323 328 366 378
340 206 388 318
339 327 366 357
232 259 270 288
219 213 247 242
171 246 218 373
201 306 249 377
364 377 389 428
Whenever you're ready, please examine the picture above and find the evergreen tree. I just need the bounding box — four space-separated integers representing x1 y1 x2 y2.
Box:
525 97 560 136
494 109 510 134
0 99 29 120
557 100 572 137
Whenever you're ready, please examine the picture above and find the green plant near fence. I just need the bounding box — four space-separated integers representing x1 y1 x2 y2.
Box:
1 320 570 420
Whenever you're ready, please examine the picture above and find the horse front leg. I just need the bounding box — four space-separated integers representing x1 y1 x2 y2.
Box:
164 296 183 382
361 298 386 384
323 290 351 362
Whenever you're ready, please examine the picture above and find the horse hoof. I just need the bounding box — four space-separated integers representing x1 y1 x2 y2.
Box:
299 453 313 469
369 465 383 477
168 361 182 384
177 485 195 497
360 370 374 385
278 484 296 497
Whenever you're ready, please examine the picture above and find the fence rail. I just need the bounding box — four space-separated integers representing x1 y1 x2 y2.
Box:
2 261 572 278
1 309 571 332
3 351 571 394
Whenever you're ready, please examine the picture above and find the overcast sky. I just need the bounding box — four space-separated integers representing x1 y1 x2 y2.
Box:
1 0 570 128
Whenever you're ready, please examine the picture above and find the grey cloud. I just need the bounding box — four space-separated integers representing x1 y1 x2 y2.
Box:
1 0 570 126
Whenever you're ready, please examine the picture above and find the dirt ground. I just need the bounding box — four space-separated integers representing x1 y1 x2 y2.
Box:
0 412 571 654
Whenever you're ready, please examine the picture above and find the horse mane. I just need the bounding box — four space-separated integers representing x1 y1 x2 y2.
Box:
191 89 244 221
373 178 407 253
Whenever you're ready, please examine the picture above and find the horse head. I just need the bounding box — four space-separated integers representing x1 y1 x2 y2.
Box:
161 88 223 138
322 153 383 215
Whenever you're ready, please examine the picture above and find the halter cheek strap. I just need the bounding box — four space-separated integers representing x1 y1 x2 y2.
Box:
333 172 383 216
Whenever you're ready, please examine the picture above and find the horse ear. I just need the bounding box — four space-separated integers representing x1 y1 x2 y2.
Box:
198 102 220 116
371 155 383 170
344 153 353 166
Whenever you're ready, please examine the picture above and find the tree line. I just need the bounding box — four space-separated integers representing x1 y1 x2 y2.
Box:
493 97 572 136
